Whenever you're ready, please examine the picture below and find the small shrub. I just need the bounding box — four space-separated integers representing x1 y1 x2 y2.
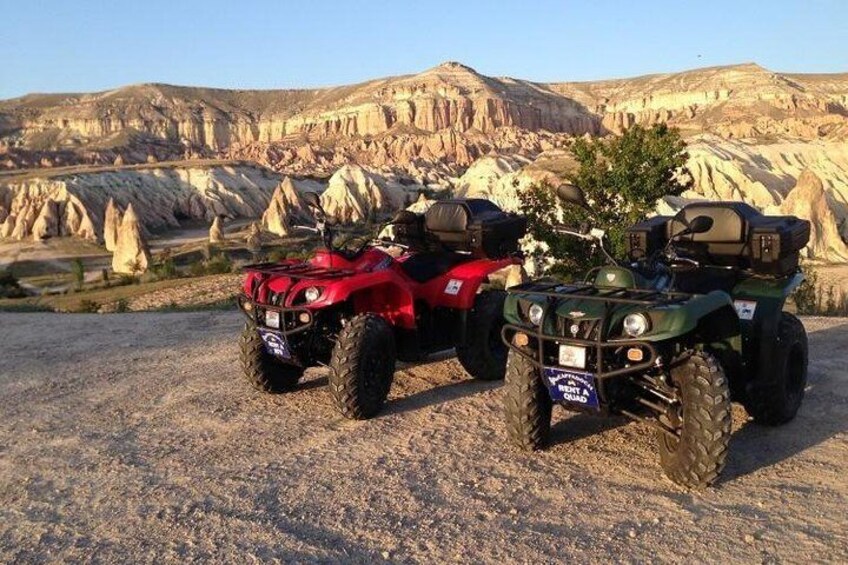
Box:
793 267 819 315
794 265 848 317
0 269 27 299
76 299 101 313
115 298 130 313
204 254 233 275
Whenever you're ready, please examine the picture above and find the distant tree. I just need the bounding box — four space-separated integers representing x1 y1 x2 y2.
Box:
70 258 85 291
520 124 691 276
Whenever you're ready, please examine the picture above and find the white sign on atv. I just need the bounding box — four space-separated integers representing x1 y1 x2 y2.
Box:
733 300 758 320
444 279 463 295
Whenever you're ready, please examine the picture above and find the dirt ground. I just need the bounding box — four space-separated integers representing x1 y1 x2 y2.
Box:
0 313 846 563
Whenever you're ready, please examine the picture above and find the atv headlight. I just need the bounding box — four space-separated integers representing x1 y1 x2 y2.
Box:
623 313 650 337
304 286 322 303
528 303 545 325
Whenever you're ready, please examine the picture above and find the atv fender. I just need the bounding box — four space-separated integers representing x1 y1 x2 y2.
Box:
641 291 739 343
323 271 417 329
732 271 805 394
433 257 520 310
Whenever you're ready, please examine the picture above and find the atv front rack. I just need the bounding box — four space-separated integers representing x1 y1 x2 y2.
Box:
502 282 692 383
242 261 355 281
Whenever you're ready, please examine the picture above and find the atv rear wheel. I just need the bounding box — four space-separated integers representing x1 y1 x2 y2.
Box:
239 323 303 393
456 290 509 381
504 349 552 451
742 313 808 425
657 351 731 489
329 313 397 420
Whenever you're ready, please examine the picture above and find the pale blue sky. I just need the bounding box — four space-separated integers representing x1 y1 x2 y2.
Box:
2 0 847 99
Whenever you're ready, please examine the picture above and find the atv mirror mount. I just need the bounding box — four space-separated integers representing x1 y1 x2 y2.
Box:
555 184 591 212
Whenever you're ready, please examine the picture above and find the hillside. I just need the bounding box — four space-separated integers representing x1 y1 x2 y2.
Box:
3 62 847 161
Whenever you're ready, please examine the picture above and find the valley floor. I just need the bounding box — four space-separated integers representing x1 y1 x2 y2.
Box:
0 313 845 563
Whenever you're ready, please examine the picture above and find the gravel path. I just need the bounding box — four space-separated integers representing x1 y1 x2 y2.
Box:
0 313 846 563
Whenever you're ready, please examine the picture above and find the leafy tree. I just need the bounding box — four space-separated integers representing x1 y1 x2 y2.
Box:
520 124 691 276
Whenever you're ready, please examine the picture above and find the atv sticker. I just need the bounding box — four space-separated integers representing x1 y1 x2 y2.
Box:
444 279 463 295
733 300 758 320
543 367 600 409
258 328 291 360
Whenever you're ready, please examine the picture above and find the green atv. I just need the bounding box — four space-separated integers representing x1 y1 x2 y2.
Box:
501 185 812 488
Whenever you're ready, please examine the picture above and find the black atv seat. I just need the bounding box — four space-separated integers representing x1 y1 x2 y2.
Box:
399 252 474 283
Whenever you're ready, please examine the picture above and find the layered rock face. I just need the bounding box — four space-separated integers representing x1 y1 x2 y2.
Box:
0 162 281 242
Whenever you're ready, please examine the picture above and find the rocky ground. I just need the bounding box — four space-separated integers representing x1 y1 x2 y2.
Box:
103 274 241 311
0 313 846 563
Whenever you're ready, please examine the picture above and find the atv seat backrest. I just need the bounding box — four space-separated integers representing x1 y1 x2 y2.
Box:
667 202 760 260
423 198 527 258
666 201 810 275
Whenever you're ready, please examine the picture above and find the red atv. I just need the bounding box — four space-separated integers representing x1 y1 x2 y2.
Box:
237 192 526 419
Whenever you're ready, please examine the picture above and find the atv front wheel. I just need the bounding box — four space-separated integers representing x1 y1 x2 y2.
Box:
329 313 397 420
456 290 509 381
504 349 552 451
239 323 303 393
657 351 731 489
742 313 808 425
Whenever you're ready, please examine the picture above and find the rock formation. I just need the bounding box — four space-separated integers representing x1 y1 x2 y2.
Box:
0 163 280 242
778 170 848 262
30 199 60 241
261 177 305 236
320 164 403 223
103 198 122 251
209 215 226 243
245 221 262 251
112 204 151 274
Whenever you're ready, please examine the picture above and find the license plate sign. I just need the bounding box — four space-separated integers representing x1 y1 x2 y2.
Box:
543 367 600 409
558 344 586 369
258 328 291 360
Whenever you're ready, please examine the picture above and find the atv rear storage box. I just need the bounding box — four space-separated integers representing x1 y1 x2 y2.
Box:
424 198 527 258
625 202 810 276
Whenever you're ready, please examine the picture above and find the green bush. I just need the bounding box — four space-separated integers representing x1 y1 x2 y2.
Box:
115 298 130 313
520 124 691 276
